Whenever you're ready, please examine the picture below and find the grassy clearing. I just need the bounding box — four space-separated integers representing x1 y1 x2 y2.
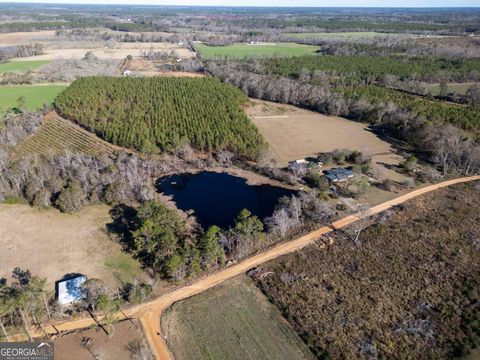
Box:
195 42 318 59
105 253 144 284
162 276 313 360
15 113 117 157
246 99 402 168
0 60 49 74
283 31 403 39
424 82 479 96
0 84 66 113
0 204 125 287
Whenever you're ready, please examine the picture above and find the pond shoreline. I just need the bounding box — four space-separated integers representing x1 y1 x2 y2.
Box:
156 171 297 229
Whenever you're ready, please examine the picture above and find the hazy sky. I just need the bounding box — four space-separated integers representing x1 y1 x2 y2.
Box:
1 0 479 7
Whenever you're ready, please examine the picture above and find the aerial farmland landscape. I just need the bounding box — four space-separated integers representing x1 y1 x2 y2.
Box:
0 1 479 360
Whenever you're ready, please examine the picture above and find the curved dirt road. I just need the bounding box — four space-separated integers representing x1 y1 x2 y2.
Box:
24 175 480 359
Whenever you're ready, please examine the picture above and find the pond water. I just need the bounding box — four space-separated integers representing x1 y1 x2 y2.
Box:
156 171 296 229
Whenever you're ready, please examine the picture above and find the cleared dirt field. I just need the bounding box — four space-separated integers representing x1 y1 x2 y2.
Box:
0 204 140 287
15 112 118 157
162 276 313 360
246 100 403 168
54 319 152 360
118 58 205 77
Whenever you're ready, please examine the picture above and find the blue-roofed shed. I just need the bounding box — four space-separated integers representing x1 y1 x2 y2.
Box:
56 275 87 305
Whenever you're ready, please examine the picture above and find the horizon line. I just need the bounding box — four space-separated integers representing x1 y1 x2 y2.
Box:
1 2 480 8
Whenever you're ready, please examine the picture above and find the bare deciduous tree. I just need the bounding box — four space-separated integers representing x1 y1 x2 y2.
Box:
349 204 372 244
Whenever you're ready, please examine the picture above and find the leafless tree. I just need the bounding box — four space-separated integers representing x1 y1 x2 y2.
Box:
127 339 154 360
217 150 235 167
349 204 372 244
288 162 307 182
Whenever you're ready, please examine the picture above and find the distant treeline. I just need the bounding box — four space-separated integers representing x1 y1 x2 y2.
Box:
263 55 480 86
0 21 167 33
54 77 264 158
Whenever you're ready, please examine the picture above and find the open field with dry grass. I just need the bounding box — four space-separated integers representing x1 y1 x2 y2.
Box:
0 204 143 287
0 31 193 60
15 42 193 61
15 112 119 157
0 30 56 45
246 100 404 169
162 276 313 360
54 319 152 360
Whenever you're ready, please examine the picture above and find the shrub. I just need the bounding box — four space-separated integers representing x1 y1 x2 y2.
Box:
304 171 329 191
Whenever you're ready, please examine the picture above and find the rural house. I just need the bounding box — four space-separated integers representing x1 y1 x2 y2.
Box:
324 168 354 183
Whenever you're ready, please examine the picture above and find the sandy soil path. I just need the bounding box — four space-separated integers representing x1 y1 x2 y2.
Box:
18 175 480 359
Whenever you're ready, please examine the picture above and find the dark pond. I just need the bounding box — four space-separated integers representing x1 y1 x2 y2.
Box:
156 171 297 229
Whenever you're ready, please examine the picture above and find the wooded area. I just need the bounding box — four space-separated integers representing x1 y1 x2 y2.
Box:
54 77 264 158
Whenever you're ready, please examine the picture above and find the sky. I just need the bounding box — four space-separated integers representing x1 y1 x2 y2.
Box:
1 0 479 7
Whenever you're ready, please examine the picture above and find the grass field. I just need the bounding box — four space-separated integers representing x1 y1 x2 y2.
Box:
15 113 118 157
245 99 403 167
162 276 313 360
0 60 49 74
0 84 66 113
194 42 319 59
425 82 479 96
0 204 143 288
283 31 403 39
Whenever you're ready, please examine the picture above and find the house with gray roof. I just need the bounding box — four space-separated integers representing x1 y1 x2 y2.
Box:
324 168 354 183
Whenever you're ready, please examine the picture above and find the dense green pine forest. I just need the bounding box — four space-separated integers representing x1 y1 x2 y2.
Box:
55 76 264 158
263 55 480 85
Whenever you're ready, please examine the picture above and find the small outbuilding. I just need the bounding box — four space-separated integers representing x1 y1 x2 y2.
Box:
56 275 87 305
324 168 354 183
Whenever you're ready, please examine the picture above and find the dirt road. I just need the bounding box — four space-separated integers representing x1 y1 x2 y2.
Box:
22 175 480 359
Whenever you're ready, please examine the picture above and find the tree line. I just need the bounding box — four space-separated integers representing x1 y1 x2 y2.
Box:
113 188 334 282
262 55 480 86
54 76 264 159
0 44 44 63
